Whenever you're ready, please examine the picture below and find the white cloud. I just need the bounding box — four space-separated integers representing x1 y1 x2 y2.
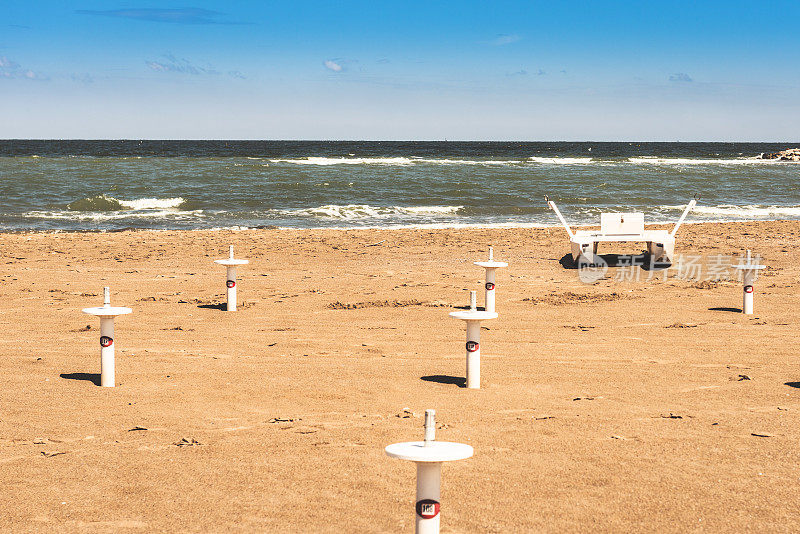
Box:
324 60 343 72
490 34 521 46
669 72 693 83
0 55 47 80
145 54 220 75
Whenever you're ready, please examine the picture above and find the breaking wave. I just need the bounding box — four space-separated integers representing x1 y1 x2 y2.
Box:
628 157 777 165
278 204 463 220
661 204 800 218
528 157 595 165
67 195 187 212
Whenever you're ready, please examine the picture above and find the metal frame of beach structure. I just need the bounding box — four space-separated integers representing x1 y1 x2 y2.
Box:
81 287 132 387
385 410 473 534
449 291 498 389
474 247 507 314
214 245 249 311
733 250 766 315
545 194 699 266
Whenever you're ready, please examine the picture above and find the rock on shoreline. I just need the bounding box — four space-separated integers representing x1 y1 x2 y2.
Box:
759 148 800 161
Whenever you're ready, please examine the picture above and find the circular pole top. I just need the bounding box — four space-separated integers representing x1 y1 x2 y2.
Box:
733 250 765 271
732 263 766 271
385 441 473 463
474 260 508 269
449 310 498 321
82 306 132 317
215 245 248 266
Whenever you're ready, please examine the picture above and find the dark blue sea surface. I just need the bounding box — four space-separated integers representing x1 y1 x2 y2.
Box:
0 140 798 231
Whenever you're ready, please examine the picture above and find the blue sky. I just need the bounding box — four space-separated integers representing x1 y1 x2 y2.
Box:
2 1 799 140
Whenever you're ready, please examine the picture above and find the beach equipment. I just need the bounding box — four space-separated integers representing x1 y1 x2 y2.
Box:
545 195 698 265
82 287 132 387
733 250 765 315
385 409 473 534
214 245 249 311
449 291 498 389
474 247 507 313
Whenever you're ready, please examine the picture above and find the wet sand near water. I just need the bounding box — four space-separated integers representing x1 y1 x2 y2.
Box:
1 221 799 532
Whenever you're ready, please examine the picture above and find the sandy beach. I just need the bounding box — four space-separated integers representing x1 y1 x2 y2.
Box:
1 221 799 532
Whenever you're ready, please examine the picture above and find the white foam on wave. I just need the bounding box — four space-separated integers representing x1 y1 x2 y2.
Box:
279 204 463 220
660 204 800 217
528 157 595 165
414 158 522 165
629 157 777 165
25 209 205 221
271 156 525 166
117 197 186 210
270 157 414 166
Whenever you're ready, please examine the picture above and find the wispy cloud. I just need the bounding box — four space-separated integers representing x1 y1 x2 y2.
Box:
145 54 245 79
323 60 343 72
0 56 47 80
76 8 242 25
488 34 521 46
506 68 546 77
146 54 217 75
71 73 94 84
669 72 693 82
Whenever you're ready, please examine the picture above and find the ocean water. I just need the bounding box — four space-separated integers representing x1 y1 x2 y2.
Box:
1 140 799 231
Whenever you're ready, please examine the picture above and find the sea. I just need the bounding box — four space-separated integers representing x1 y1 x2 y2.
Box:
1 140 798 232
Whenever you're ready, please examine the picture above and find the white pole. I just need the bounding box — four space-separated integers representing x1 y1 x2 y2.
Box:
469 290 477 311
424 410 435 445
103 286 111 307
670 198 697 237
547 199 575 239
743 282 754 314
465 321 481 389
742 250 755 314
100 316 115 387
415 462 442 534
484 269 497 313
488 246 493 260
226 265 237 311
229 245 234 260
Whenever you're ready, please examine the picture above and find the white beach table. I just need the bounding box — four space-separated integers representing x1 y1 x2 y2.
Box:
82 287 132 387
732 250 766 314
546 196 698 265
385 410 473 534
214 245 249 311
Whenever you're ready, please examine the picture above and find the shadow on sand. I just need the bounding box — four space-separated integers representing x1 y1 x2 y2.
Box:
421 375 466 388
709 307 742 313
60 372 100 386
559 253 671 271
785 382 800 389
198 303 227 311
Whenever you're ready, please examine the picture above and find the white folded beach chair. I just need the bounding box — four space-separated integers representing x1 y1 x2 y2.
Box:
545 196 698 265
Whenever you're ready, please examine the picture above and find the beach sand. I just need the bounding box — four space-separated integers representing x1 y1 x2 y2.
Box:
1 221 798 532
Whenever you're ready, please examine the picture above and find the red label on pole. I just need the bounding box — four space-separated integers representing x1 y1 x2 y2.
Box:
416 499 440 519
744 285 753 293
466 341 479 352
226 280 236 288
485 282 495 291
100 336 113 347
